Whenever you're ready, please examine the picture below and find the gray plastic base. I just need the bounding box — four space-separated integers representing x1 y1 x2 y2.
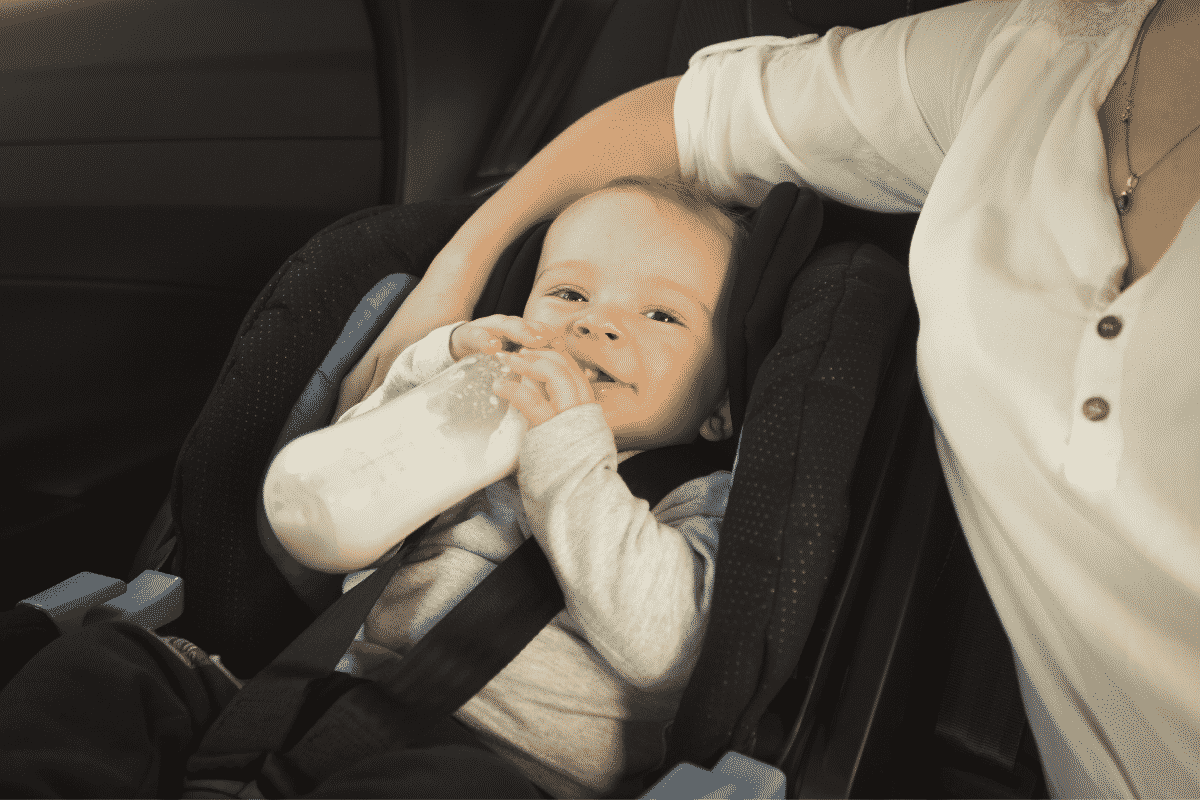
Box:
19 571 128 634
639 751 786 799
82 570 184 630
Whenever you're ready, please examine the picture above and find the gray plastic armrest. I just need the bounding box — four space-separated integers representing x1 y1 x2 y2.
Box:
82 569 184 630
639 751 786 800
19 572 128 635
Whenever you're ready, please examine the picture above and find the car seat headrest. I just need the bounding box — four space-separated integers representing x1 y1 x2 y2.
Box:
472 182 823 460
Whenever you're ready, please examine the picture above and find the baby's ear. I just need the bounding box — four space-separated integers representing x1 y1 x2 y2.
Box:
698 390 733 442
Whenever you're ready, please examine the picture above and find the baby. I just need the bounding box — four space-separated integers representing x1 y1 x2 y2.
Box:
324 175 747 799
449 174 740 454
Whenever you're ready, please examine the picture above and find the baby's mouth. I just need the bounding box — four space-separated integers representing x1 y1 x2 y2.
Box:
536 338 628 389
581 366 616 383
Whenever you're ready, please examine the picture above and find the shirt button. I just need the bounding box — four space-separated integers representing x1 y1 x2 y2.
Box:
1082 397 1110 421
1097 315 1123 338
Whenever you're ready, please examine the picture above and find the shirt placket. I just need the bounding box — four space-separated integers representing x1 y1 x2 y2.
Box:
1063 305 1131 491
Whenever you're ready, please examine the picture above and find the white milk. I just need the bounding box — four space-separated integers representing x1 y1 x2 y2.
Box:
264 354 527 572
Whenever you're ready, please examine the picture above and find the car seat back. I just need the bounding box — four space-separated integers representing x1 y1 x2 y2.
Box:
132 183 913 797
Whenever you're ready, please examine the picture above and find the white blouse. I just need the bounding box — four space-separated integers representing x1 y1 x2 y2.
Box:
675 0 1199 796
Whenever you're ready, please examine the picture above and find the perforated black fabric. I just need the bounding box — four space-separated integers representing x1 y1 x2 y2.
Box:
665 240 911 769
166 199 481 677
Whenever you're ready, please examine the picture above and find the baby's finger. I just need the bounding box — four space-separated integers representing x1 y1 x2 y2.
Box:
461 325 505 355
474 315 555 352
507 350 594 412
450 323 491 360
492 374 556 428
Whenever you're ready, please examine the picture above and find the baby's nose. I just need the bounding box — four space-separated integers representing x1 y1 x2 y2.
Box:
573 318 620 340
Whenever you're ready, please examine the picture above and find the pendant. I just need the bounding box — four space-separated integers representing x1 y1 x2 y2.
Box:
1116 174 1138 215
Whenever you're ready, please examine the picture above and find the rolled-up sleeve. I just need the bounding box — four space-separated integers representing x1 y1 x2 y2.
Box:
674 1 1014 213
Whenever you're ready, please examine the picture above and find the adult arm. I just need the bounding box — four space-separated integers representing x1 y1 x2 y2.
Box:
333 75 684 420
333 0 1013 420
678 1 1013 209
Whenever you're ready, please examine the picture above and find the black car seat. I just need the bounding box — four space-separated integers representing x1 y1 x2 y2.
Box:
165 180 912 800
126 0 956 674
7 178 911 798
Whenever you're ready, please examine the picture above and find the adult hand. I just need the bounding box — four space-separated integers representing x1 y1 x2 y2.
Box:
449 315 557 361
492 348 596 429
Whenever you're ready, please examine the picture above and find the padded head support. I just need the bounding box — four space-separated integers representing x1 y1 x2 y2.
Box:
259 183 824 616
472 182 823 461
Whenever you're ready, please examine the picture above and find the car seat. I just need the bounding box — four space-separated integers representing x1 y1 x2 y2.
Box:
10 180 916 798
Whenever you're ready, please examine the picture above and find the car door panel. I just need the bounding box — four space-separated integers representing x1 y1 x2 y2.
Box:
0 0 381 608
0 0 556 611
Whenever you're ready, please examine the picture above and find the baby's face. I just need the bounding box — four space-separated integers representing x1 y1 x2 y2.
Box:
523 187 734 451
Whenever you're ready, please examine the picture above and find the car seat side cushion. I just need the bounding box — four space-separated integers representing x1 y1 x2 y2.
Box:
257 274 421 614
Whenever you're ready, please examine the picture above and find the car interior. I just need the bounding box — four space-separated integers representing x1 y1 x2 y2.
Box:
2 0 1050 797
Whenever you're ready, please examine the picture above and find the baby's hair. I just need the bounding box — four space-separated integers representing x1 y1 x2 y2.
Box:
598 175 751 259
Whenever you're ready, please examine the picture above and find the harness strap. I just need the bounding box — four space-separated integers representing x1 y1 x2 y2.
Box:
185 446 727 796
184 517 434 779
253 529 568 797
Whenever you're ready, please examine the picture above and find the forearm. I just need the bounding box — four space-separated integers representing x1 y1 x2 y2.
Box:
428 75 684 310
335 76 682 421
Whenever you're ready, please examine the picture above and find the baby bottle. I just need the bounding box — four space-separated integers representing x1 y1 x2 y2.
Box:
263 351 529 573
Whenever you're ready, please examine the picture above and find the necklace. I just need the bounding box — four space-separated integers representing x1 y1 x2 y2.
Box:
1115 0 1200 215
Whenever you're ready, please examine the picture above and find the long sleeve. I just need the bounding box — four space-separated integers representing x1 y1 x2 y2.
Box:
673 0 1016 212
516 403 730 693
336 402 732 798
334 321 467 425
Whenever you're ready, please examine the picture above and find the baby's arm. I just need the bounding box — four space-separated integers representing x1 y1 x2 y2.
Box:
265 322 465 577
517 404 729 694
337 316 555 425
333 322 466 426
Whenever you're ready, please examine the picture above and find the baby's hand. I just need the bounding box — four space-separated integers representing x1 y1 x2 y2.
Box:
493 348 596 429
449 315 556 361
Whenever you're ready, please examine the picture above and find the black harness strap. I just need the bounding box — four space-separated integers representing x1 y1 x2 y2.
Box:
185 447 728 797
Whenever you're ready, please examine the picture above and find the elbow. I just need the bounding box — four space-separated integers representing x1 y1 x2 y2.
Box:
623 654 693 693
619 635 703 693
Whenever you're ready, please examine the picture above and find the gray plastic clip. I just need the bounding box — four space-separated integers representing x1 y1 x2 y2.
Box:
19 572 129 635
639 751 786 799
82 569 184 631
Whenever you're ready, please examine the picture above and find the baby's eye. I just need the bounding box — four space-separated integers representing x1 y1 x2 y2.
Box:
552 289 586 302
645 310 679 325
